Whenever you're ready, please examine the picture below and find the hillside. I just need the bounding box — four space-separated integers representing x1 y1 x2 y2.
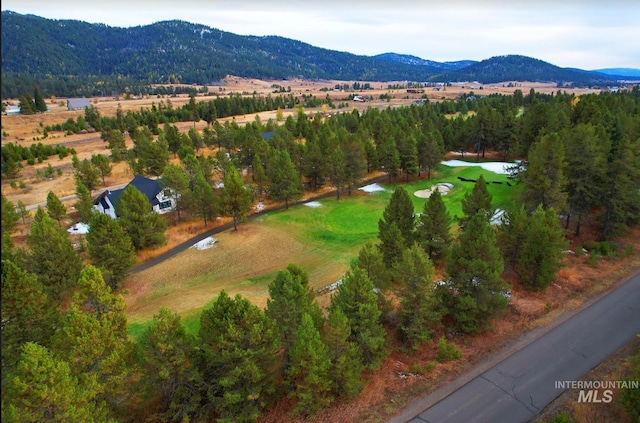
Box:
1 11 628 98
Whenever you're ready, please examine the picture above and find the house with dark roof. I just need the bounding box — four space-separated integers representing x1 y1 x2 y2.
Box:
67 98 91 111
93 175 175 219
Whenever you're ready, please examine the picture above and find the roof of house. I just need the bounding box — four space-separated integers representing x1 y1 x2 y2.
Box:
94 175 162 213
261 131 276 141
67 98 91 110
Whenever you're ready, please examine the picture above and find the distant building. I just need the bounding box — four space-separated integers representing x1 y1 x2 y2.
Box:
93 175 176 219
5 105 21 115
67 98 91 111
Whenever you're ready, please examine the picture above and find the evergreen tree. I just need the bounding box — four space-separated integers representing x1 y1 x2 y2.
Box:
18 94 36 115
102 129 127 162
303 141 326 191
1 260 58 373
27 212 83 298
199 291 280 422
46 191 66 223
378 220 405 268
343 135 367 195
251 155 267 199
33 86 48 113
50 265 134 419
497 204 529 272
329 267 387 369
327 146 347 199
267 149 303 209
2 194 19 232
398 136 419 182
416 188 451 260
460 174 493 228
601 135 640 240
266 265 324 378
562 123 608 235
138 308 203 423
325 308 364 398
445 211 508 333
395 244 441 348
2 342 113 423
117 185 167 249
87 212 136 289
160 163 190 223
191 171 217 227
377 137 401 181
91 154 113 186
287 313 334 418
221 166 253 231
73 157 101 192
379 186 415 246
519 132 567 213
356 242 390 290
15 200 29 225
75 180 95 223
516 206 568 291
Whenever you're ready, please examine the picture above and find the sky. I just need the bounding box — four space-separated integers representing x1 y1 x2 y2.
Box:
3 0 639 70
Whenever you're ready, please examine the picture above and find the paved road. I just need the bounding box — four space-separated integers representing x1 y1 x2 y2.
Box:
401 273 640 423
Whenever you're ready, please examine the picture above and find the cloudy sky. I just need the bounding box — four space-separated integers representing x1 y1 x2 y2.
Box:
3 0 639 70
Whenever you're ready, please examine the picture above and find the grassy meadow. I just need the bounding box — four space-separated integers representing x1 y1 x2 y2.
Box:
126 163 519 339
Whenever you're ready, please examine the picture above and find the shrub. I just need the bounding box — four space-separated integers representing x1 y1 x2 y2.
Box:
436 337 462 362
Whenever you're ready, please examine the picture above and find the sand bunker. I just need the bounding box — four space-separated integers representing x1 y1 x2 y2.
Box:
414 183 453 198
441 160 518 175
191 237 217 250
358 183 386 193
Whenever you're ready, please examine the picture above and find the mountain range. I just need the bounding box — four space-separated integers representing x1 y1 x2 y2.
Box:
1 10 638 99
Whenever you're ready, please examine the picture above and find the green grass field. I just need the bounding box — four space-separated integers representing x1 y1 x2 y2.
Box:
126 163 519 339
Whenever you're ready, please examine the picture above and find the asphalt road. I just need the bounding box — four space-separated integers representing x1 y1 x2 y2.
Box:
402 272 640 423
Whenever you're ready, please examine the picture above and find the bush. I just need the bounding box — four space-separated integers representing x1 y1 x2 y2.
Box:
436 337 462 362
545 412 572 423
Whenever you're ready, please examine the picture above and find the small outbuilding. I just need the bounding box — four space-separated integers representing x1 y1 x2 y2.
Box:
67 98 91 111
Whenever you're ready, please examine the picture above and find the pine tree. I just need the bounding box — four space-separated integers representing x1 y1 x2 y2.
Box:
416 188 451 260
395 244 441 348
519 132 567 213
2 342 113 423
2 194 19 232
75 180 95 223
325 308 364 398
460 174 493 228
73 157 101 192
50 265 134 419
251 155 267 199
199 291 280 422
266 265 324 377
446 212 508 333
221 166 253 231
287 313 334 418
27 213 83 298
516 206 568 291
138 308 203 423
33 86 48 113
563 123 608 235
160 163 190 223
1 260 59 373
398 136 419 182
379 186 415 246
191 171 217 227
327 146 347 199
87 212 136 289
378 220 405 268
117 185 167 249
91 154 112 186
46 191 66 223
267 150 303 209
330 267 387 369
377 137 401 181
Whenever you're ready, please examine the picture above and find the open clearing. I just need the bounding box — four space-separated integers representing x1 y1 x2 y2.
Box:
125 164 518 337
